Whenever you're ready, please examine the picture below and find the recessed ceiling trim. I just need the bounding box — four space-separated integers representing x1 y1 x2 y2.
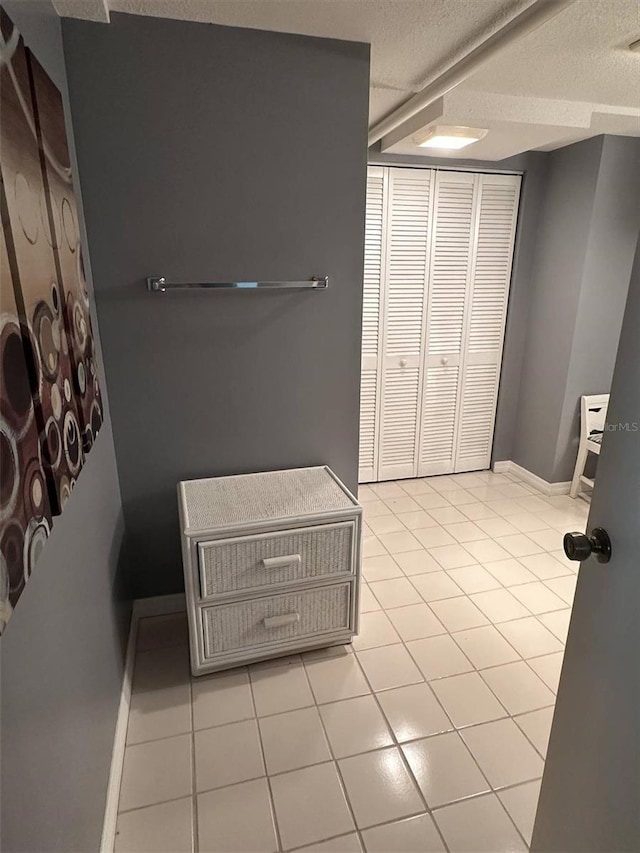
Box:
369 158 525 177
380 84 640 160
368 0 577 147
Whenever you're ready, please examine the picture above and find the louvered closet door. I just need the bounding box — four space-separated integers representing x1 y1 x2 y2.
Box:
377 167 434 481
358 167 385 482
418 171 476 476
455 173 521 472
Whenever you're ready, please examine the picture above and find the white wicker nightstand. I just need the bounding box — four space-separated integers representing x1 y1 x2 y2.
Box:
178 466 362 675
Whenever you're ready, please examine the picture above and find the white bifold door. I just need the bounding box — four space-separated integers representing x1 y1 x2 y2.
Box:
359 166 521 483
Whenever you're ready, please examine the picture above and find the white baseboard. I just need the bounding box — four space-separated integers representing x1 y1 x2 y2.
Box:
493 460 571 496
99 610 136 853
132 592 186 619
100 593 187 853
492 461 512 475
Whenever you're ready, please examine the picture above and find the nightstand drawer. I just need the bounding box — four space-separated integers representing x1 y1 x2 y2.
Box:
197 521 355 598
201 582 352 658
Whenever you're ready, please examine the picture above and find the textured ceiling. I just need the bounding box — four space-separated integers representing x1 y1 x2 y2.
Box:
58 0 640 160
469 0 640 107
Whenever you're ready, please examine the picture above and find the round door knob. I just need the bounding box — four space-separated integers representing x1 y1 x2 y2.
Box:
563 528 612 564
441 357 449 365
399 359 407 368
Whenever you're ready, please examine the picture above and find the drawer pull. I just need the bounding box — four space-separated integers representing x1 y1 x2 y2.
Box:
261 554 302 570
263 613 300 630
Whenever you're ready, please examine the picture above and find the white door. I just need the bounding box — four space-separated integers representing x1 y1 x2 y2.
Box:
455 173 521 472
358 166 385 483
359 167 520 483
377 167 434 481
418 171 476 476
531 242 640 851
418 170 520 476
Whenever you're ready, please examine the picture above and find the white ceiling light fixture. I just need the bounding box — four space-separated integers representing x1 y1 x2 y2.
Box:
413 125 488 149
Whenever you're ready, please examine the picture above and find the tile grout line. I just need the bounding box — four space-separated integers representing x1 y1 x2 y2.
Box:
188 678 199 853
247 671 284 853
490 786 533 850
364 560 572 635
115 689 556 778
364 537 576 581
511 709 554 762
367 568 571 605
123 664 558 755
305 648 453 853
129 612 559 739
369 495 587 527
348 611 524 845
115 763 547 821
312 707 367 853
117 792 207 817
355 610 563 671
285 831 358 853
122 633 558 741
342 653 454 853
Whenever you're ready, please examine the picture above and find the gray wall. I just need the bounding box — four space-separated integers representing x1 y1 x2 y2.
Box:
553 136 640 479
62 13 370 598
513 136 640 483
0 3 129 852
370 149 550 465
511 137 604 482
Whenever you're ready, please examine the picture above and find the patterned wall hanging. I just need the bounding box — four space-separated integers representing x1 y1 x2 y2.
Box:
0 9 103 632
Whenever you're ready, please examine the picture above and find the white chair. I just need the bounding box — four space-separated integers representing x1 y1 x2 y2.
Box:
570 394 609 498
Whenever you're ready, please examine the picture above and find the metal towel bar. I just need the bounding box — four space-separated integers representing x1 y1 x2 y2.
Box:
147 276 329 292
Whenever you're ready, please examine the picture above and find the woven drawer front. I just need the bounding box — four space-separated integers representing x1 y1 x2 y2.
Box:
202 583 351 657
198 522 354 597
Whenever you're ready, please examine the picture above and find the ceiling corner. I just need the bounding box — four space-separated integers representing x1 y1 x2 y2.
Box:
52 0 110 23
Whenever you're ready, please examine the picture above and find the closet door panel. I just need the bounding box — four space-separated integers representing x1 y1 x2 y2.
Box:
378 168 433 481
419 171 476 477
420 359 461 475
456 353 500 471
359 167 385 482
378 363 421 479
359 367 378 482
467 175 520 355
455 174 521 473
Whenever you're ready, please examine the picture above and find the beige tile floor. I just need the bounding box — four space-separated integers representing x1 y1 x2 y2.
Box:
114 470 587 853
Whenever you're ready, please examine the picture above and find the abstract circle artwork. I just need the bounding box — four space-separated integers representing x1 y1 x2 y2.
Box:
0 9 103 632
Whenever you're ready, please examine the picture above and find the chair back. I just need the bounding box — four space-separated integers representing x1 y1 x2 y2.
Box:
581 394 609 441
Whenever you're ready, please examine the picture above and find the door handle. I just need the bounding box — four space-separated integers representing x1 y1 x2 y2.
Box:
441 357 448 366
399 359 407 368
563 528 612 564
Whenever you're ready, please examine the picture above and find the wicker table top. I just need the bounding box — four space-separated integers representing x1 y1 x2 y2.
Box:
180 466 358 533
